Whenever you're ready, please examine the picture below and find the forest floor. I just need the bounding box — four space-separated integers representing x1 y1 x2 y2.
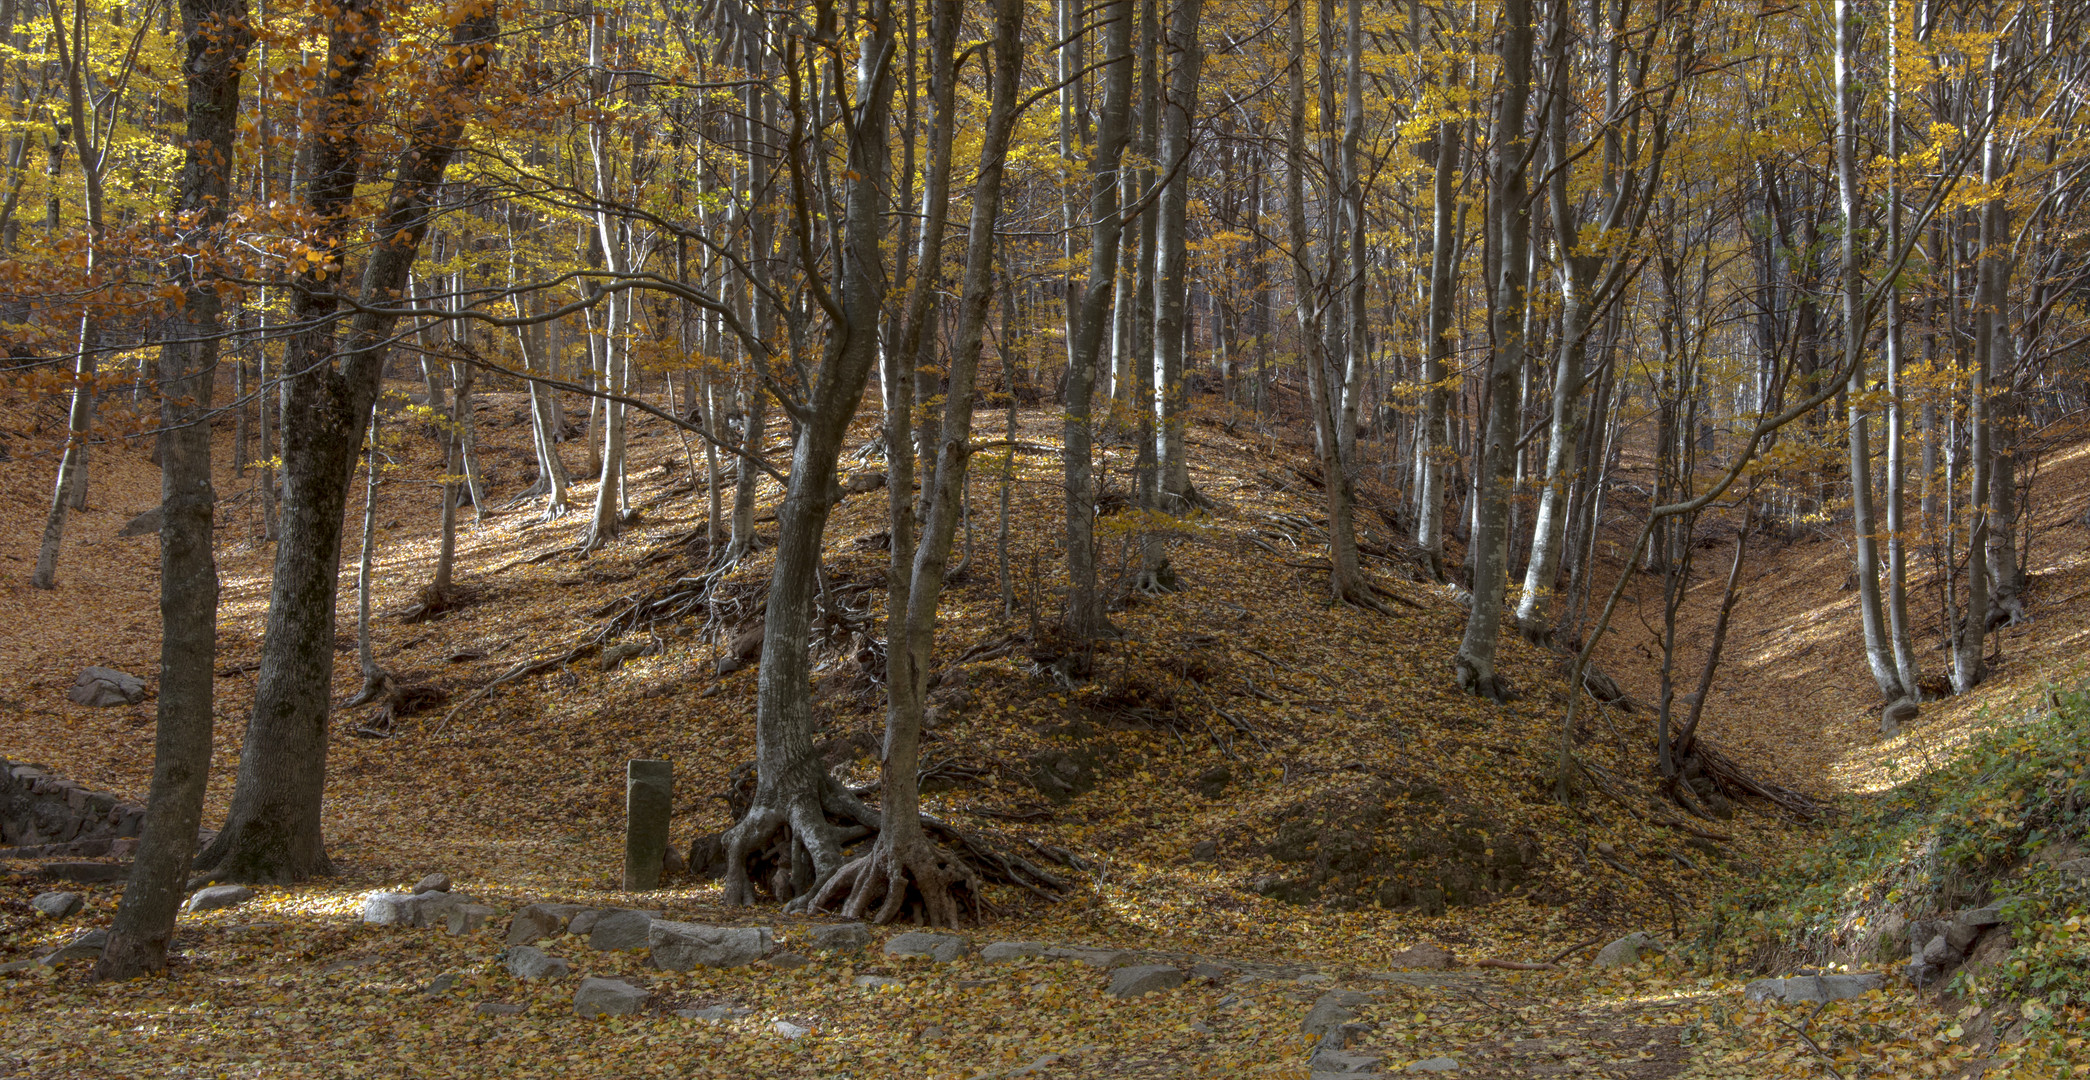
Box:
2 384 2088 1078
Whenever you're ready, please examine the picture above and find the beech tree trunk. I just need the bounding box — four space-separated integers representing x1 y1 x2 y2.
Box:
1415 19 1460 582
816 0 1023 926
1837 0 1905 705
92 0 249 978
1060 0 1136 640
197 1 498 883
718 2 898 907
1454 0 1533 702
1151 0 1203 507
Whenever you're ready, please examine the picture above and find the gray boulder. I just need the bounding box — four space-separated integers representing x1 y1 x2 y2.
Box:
30 891 83 919
587 909 660 951
885 931 969 963
1107 964 1185 998
41 929 108 966
1593 932 1663 968
981 941 1047 962
1958 903 2006 928
853 975 904 990
2057 857 2090 884
446 904 499 936
1303 990 1376 1038
809 922 872 954
117 506 162 538
649 920 772 970
1743 973 1883 1004
68 667 146 708
1405 1058 1462 1073
184 885 256 913
413 873 452 895
505 904 584 944
502 945 570 980
574 977 649 1017
361 890 465 928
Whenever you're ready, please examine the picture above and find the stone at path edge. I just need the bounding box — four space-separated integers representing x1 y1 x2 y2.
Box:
184 885 256 913
649 921 773 970
1107 964 1186 998
1593 932 1664 968
809 922 871 953
30 891 83 918
1743 973 1883 1004
502 945 571 980
884 931 970 962
587 909 660 951
574 977 649 1018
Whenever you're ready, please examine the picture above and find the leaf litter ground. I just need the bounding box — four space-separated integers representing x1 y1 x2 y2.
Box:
3 390 2087 1077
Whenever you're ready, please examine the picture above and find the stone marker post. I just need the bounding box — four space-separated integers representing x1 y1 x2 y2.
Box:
625 760 673 890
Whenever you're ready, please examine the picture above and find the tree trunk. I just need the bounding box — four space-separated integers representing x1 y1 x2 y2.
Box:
1060 0 1136 640
1151 0 1203 507
92 0 249 978
1881 9 1920 700
351 415 385 699
1837 0 1904 703
432 366 467 595
197 0 498 883
815 0 1023 926
1454 0 1533 702
1416 24 1460 582
718 2 898 908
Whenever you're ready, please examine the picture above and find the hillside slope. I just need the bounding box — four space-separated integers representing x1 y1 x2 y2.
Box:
1 391 2082 1077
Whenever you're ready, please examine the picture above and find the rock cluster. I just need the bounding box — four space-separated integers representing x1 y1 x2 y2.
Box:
0 756 150 852
1907 901 2010 986
350 883 1229 1027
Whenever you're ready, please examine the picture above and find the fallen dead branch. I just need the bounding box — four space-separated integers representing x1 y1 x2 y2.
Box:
433 645 588 735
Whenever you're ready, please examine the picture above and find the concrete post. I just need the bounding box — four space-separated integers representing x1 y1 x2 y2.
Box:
624 759 672 890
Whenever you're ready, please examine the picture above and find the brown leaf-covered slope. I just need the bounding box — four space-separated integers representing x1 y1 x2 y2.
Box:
3 389 2080 1078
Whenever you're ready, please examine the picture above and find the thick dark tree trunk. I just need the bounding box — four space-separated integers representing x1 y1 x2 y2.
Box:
197 3 499 883
92 0 249 979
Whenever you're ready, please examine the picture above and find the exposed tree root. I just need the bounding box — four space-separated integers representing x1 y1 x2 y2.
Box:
1455 655 1513 703
1127 557 1182 598
689 765 1069 922
398 582 478 624
812 825 981 927
343 670 449 738
716 776 879 909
